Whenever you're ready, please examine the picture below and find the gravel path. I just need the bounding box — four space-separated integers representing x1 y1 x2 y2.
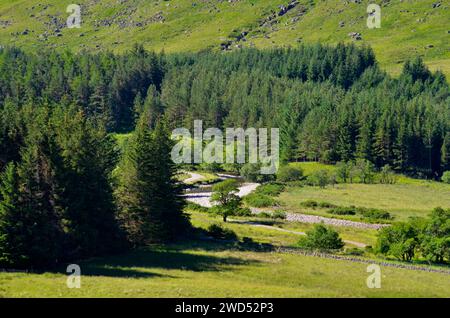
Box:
183 171 206 184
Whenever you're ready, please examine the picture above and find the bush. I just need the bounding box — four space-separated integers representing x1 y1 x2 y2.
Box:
353 159 375 184
307 169 330 188
257 212 272 218
244 193 277 208
328 206 357 215
277 165 304 182
185 202 209 213
344 248 364 256
235 207 252 217
240 163 275 183
272 211 287 220
318 201 336 208
301 200 318 208
441 171 450 184
379 164 397 184
336 161 351 183
254 183 285 196
297 224 344 251
258 211 287 220
327 205 391 220
358 207 392 220
207 224 237 240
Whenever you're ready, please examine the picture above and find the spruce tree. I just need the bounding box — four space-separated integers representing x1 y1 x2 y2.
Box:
15 132 64 268
117 110 189 246
0 163 23 268
54 107 124 258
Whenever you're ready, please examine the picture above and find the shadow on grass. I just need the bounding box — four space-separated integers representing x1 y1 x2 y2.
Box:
67 245 261 278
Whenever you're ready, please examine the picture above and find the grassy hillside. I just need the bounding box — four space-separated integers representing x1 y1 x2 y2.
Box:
0 0 448 77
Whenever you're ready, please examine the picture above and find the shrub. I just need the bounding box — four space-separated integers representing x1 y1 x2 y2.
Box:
244 193 277 208
255 183 285 196
318 201 336 208
441 171 450 184
235 207 252 217
207 224 237 240
344 248 364 256
272 211 287 220
258 211 287 220
257 212 272 218
379 164 397 184
277 165 303 182
297 224 344 251
328 206 357 215
336 161 351 183
240 163 275 183
327 205 391 220
301 200 318 208
307 169 330 188
185 202 209 213
353 159 375 184
358 207 392 220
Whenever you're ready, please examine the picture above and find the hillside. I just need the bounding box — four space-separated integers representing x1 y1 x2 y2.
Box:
0 0 448 78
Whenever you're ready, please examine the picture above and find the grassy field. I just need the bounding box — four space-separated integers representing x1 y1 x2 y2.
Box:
1 210 449 297
0 0 448 78
190 211 377 248
279 183 450 221
279 162 450 221
2 245 449 297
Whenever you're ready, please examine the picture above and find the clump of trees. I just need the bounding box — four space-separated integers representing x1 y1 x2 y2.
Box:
0 105 190 269
376 207 450 264
297 224 344 251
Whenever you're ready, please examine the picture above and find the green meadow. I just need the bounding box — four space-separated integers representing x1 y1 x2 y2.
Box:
1 211 449 298
278 163 450 221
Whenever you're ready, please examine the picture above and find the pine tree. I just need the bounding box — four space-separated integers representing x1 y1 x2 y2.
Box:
117 111 189 245
142 84 163 129
441 132 450 172
14 133 64 268
54 107 124 258
0 163 23 268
